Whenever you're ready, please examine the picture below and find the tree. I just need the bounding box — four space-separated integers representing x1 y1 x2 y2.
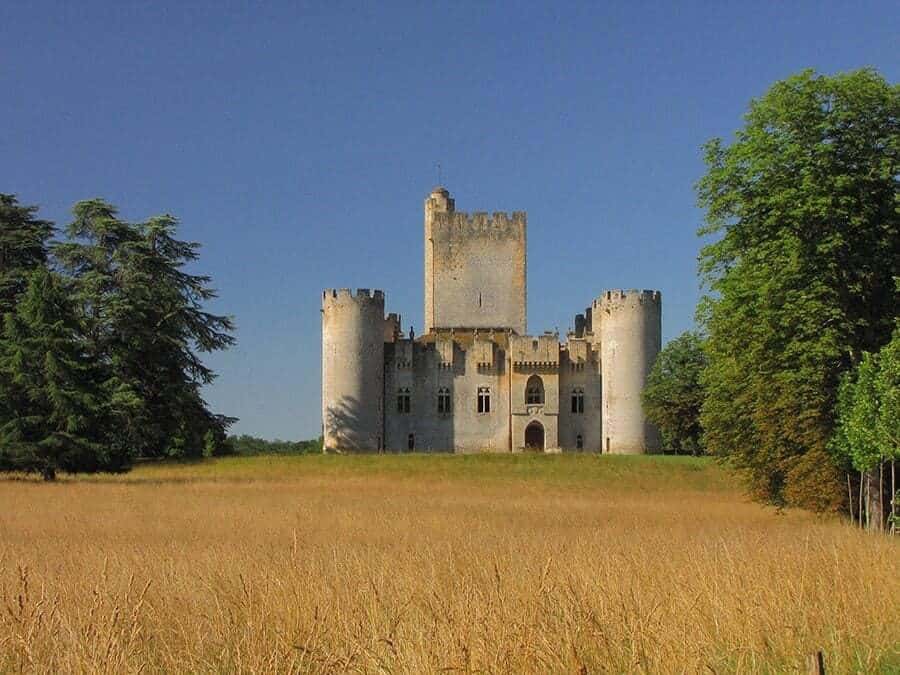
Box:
53 200 236 458
641 331 707 455
696 69 899 511
833 326 900 530
0 269 129 480
0 194 54 317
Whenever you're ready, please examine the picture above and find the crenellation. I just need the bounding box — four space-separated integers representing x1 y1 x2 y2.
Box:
322 186 661 455
430 210 527 237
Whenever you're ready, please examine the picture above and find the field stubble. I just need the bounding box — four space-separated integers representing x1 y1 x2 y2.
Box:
0 454 897 673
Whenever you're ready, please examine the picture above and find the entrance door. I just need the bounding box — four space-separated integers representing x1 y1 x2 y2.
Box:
524 422 544 451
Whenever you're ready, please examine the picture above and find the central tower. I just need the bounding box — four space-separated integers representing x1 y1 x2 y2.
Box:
423 187 527 334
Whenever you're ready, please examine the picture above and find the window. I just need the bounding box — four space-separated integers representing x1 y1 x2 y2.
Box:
571 388 584 414
525 375 544 405
576 434 583 449
407 433 415 451
437 387 452 414
477 386 491 414
397 388 411 414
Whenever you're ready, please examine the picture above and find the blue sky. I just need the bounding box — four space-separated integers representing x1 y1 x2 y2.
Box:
2 2 897 440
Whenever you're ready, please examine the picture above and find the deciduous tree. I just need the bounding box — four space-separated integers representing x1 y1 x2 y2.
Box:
696 69 899 510
642 331 707 455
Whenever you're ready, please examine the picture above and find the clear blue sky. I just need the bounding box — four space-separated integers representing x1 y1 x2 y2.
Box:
2 2 897 440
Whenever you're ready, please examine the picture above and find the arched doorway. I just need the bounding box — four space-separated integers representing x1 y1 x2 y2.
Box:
524 421 544 451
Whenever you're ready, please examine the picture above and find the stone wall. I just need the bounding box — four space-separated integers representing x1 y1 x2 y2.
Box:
509 334 559 451
424 188 526 334
558 337 602 451
384 332 510 453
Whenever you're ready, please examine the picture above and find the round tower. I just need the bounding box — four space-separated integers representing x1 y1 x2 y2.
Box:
596 290 662 454
321 288 385 451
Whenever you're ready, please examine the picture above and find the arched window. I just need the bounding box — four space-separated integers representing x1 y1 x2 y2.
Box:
397 388 411 414
477 387 491 414
571 388 584 414
437 387 452 414
526 375 544 405
576 434 584 449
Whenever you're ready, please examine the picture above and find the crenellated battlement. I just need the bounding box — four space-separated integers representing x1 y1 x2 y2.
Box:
322 288 385 309
430 210 526 239
593 289 661 309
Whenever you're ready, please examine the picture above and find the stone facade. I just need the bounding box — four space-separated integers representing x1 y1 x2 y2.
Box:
322 187 662 454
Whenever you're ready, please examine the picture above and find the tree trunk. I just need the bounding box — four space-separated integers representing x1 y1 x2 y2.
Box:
891 460 896 536
865 465 884 532
847 473 854 525
859 472 864 529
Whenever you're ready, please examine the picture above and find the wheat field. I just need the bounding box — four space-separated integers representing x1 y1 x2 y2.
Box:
0 454 897 674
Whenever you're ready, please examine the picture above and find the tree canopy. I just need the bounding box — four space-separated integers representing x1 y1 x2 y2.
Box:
642 331 707 455
54 199 236 460
695 68 899 510
0 195 235 478
0 194 54 317
0 269 129 480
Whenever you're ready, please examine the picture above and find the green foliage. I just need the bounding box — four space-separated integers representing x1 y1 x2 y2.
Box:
696 69 899 510
0 194 54 317
0 269 130 479
54 200 236 459
226 434 323 456
642 331 707 455
833 328 900 471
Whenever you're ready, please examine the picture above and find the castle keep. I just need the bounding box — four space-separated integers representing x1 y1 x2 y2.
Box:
322 187 662 453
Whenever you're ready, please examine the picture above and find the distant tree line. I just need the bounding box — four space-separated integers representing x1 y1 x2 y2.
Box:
643 68 898 530
224 434 323 456
0 196 236 479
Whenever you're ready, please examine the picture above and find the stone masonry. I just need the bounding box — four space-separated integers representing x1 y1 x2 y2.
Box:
322 187 662 454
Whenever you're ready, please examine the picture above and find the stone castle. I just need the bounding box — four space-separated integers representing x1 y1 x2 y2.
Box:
322 187 662 453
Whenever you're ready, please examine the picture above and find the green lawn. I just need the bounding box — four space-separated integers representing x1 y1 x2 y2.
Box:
82 451 740 493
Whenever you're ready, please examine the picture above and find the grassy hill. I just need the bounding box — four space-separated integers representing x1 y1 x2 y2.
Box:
1 454 897 673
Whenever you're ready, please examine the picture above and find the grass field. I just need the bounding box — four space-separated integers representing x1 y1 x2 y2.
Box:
1 454 897 673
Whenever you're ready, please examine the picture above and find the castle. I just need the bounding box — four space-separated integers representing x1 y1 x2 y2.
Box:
322 187 662 454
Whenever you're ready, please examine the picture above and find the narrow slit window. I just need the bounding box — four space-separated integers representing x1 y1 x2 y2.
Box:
407 433 415 451
576 434 583 450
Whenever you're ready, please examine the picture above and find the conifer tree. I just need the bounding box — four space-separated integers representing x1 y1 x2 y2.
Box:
0 269 128 480
0 194 54 317
54 200 235 458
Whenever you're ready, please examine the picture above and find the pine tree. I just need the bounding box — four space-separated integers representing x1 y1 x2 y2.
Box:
0 269 128 480
54 200 236 458
0 194 54 317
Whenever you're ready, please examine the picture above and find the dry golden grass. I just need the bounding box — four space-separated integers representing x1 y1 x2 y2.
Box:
0 454 897 674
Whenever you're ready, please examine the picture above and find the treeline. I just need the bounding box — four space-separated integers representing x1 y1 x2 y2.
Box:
641 68 899 530
0 196 235 479
225 435 323 455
